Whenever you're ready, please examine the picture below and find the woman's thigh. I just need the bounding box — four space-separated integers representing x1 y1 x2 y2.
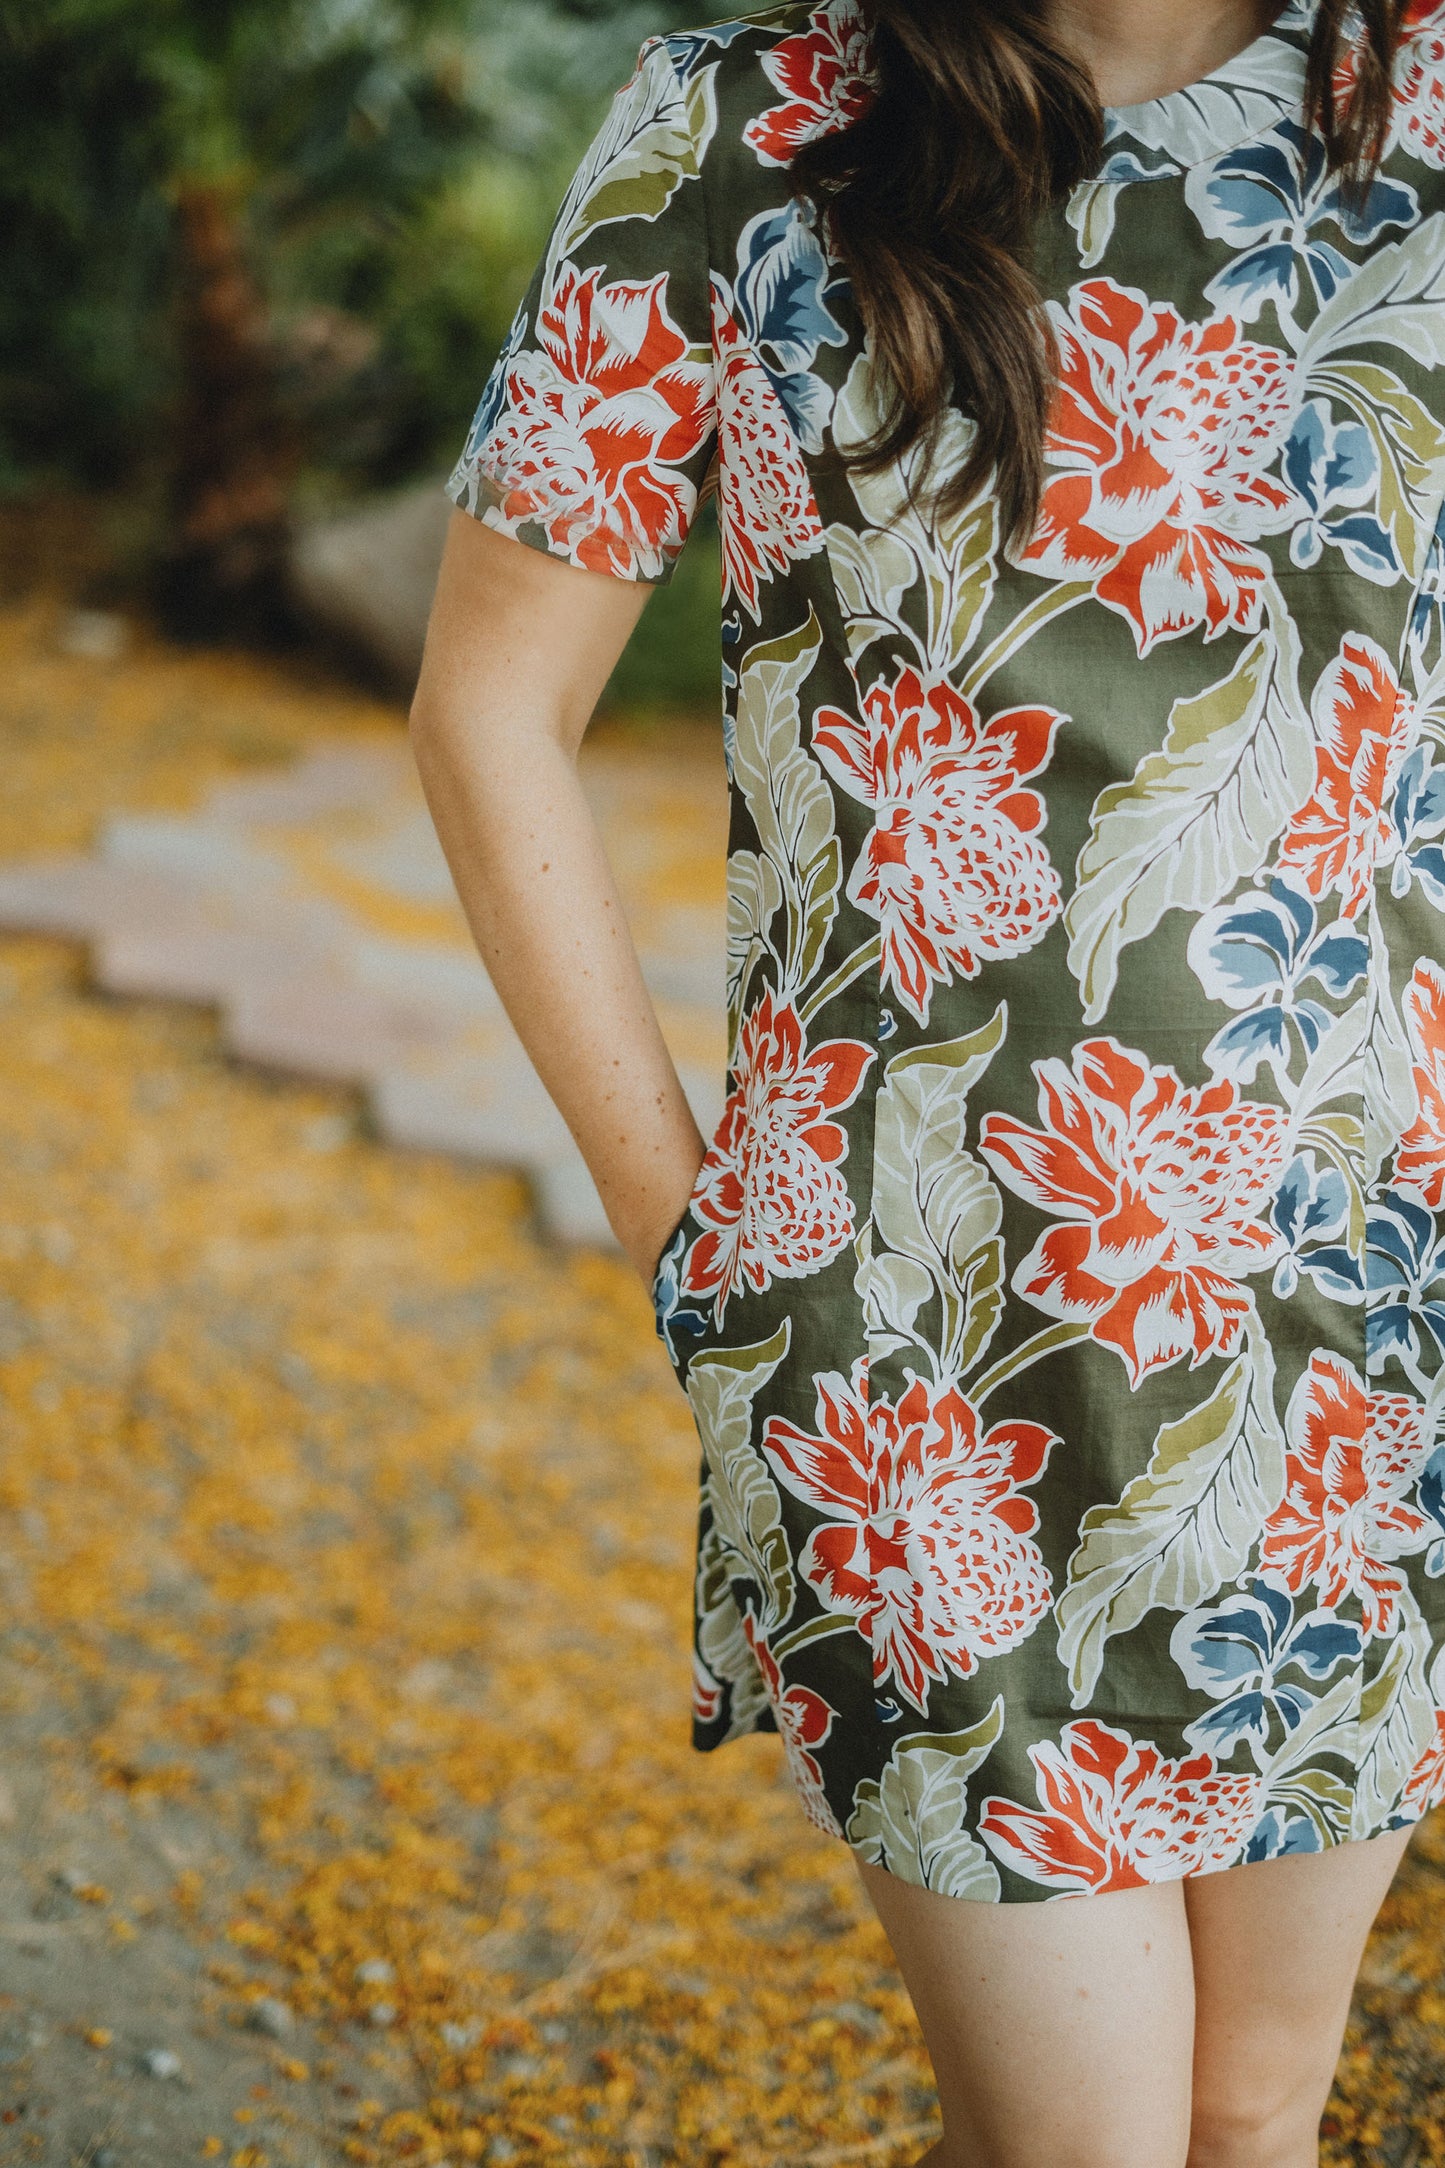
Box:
853 1856 1197 2168
1183 1821 1417 2164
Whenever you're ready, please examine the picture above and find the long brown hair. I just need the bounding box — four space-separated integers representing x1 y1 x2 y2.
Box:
793 0 1408 546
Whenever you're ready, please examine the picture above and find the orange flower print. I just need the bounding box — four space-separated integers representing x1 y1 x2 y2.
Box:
691 1650 724 1729
681 987 874 1322
476 264 712 580
1276 634 1412 919
1397 17 1445 166
740 1613 841 1836
979 1040 1290 1385
1397 958 1445 1206
812 667 1066 1027
978 1719 1262 1893
1339 3 1445 167
761 1361 1057 1717
711 285 826 619
742 0 876 167
1258 1352 1434 1638
1019 278 1296 656
1402 1707 1445 1821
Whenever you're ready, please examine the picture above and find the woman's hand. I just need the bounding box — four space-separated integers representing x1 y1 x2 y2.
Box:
409 510 712 1295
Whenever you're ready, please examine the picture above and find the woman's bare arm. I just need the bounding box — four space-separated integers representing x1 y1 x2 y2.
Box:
409 508 710 1289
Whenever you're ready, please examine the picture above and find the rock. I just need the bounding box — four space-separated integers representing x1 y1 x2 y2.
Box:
141 2047 182 2080
247 1996 295 2039
355 1958 394 1987
367 2000 397 2028
287 480 451 693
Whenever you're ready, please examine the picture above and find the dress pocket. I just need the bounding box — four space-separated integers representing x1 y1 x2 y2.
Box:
648 1097 730 1369
648 1179 703 1310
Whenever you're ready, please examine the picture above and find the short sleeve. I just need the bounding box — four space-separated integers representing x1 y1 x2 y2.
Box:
446 37 718 586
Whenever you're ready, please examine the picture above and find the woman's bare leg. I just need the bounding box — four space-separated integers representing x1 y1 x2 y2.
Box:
852 1856 1197 2168
1183 1821 1417 2168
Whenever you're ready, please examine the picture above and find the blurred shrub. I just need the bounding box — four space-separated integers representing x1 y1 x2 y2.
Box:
601 501 721 723
0 0 722 698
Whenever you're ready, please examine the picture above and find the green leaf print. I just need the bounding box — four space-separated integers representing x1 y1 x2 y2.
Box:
1288 996 1368 1261
1055 1323 1287 1708
1350 1591 1436 1837
687 1323 795 1631
1302 217 1445 377
1312 362 1445 582
846 1697 1006 1899
1066 619 1313 1025
552 48 717 266
795 835 843 989
831 355 999 676
1292 989 1368 1123
1256 1655 1363 1835
824 522 919 674
726 847 785 1049
871 1006 1009 1378
1256 1647 1360 1786
730 610 840 999
1065 177 1129 271
694 1517 772 1742
1274 1595 1437 1844
1273 1767 1356 1850
863 1249 937 1358
1363 914 1419 1185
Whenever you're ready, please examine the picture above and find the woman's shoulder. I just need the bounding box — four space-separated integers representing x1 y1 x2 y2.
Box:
643 1 876 171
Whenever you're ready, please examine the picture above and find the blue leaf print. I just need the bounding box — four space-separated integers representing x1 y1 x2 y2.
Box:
1283 398 1399 585
652 1220 709 1368
1188 118 1418 333
1188 875 1368 1088
1408 845 1445 911
661 21 754 78
465 301 528 462
1365 1193 1445 1373
1389 743 1445 905
1410 497 1445 684
1172 1579 1361 1770
1093 143 1181 183
1271 1152 1350 1299
731 202 850 453
1244 1807 1324 1861
1418 1445 1445 1577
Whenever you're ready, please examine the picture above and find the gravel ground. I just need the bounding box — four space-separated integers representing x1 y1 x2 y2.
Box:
2 596 1445 2166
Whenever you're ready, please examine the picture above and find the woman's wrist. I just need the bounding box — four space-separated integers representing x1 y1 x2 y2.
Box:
616 1145 708 1292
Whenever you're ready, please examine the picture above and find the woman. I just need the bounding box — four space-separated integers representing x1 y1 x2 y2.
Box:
410 2 1445 2160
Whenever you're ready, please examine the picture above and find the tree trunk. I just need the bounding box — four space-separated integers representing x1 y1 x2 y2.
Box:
156 181 300 644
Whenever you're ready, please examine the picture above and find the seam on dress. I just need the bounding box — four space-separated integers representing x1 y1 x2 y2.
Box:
1351 468 1445 1828
792 327 892 1788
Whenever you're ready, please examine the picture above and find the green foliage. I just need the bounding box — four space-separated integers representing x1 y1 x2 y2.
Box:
601 503 722 721
1 0 715 482
2 0 724 702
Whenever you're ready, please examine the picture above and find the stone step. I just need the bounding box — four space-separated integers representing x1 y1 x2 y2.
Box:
0 732 729 1249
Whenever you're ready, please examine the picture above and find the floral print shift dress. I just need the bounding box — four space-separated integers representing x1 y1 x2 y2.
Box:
447 0 1445 1900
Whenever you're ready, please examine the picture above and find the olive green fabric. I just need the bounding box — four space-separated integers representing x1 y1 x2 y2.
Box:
449 1 1445 1897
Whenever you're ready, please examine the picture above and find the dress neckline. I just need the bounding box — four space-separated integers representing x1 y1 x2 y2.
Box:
1099 0 1322 165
